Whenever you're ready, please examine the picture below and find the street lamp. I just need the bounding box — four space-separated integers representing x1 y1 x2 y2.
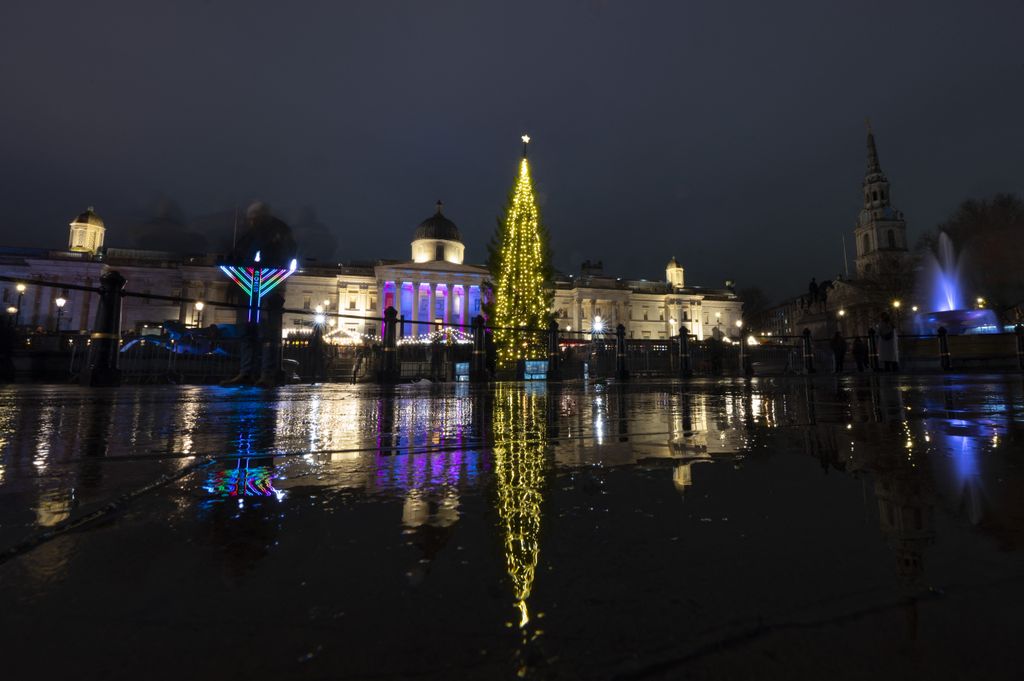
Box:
15 283 26 326
6 305 16 316
54 297 66 332
911 305 918 313
976 296 986 309
838 309 846 317
592 315 605 335
194 301 204 327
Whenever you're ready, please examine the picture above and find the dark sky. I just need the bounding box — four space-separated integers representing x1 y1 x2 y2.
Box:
2 0 1022 299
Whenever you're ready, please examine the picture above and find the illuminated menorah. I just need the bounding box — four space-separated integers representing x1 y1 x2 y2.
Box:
220 250 298 322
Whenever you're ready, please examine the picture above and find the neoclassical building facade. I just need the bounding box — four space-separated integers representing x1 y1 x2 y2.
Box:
2 203 739 342
552 259 742 341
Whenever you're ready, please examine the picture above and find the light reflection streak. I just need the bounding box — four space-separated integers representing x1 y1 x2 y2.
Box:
493 385 547 628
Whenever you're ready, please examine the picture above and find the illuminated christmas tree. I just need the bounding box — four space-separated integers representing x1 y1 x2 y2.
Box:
489 134 553 369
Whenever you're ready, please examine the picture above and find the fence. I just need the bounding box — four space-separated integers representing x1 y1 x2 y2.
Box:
3 272 1024 385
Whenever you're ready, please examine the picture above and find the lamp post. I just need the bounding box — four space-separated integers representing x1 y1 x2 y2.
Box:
55 297 67 332
892 299 901 333
194 301 204 328
976 296 986 309
15 283 25 327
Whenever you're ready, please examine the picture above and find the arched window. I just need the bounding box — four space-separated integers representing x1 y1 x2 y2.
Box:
863 233 871 253
872 191 878 201
887 230 895 248
434 244 445 261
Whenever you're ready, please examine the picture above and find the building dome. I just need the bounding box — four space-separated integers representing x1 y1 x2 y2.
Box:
68 206 106 255
414 201 462 242
72 206 105 228
666 255 685 288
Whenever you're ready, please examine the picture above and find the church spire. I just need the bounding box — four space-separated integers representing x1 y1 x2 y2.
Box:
865 117 882 175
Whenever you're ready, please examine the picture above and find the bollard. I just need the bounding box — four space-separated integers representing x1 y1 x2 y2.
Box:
82 269 127 387
547 319 561 382
470 315 487 383
867 328 880 371
937 326 952 371
678 330 692 378
615 323 629 381
801 328 815 374
1016 324 1024 371
380 306 398 383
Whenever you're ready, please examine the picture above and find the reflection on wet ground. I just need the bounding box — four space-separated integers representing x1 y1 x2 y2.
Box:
1 376 1023 679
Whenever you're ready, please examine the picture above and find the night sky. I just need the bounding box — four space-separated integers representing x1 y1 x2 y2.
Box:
2 0 1022 299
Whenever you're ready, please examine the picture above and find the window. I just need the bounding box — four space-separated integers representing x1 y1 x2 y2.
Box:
435 244 445 261
887 230 895 248
659 312 664 321
863 234 871 253
643 311 648 321
349 298 357 310
369 294 377 311
303 296 311 310
872 191 878 201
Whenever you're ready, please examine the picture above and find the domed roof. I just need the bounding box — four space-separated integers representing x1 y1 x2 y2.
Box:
71 206 104 228
413 201 462 242
667 255 681 269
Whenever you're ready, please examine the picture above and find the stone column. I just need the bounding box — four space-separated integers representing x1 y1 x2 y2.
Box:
428 283 436 335
410 283 418 337
444 284 452 327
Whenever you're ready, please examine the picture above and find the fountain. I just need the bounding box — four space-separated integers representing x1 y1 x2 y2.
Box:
916 232 1000 335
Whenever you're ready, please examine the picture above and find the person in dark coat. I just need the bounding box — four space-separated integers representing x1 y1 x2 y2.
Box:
830 331 847 373
309 322 326 384
852 336 868 372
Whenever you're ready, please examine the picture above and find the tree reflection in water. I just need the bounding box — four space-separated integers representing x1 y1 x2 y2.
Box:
492 383 548 629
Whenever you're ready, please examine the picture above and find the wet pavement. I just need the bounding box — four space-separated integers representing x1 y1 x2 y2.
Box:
1 376 1023 680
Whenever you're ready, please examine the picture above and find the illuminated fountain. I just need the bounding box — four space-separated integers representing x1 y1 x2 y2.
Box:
916 232 999 335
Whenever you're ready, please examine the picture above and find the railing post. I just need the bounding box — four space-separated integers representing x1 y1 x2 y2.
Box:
801 328 815 374
615 323 629 381
1016 324 1024 371
547 319 561 382
379 306 398 383
867 328 880 371
82 269 127 387
678 330 692 378
470 315 487 383
937 326 952 371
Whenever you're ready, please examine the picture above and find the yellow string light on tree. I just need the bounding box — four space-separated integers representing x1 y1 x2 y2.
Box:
490 134 553 369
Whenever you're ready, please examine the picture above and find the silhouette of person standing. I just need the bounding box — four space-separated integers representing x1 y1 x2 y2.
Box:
830 331 847 373
852 336 868 372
